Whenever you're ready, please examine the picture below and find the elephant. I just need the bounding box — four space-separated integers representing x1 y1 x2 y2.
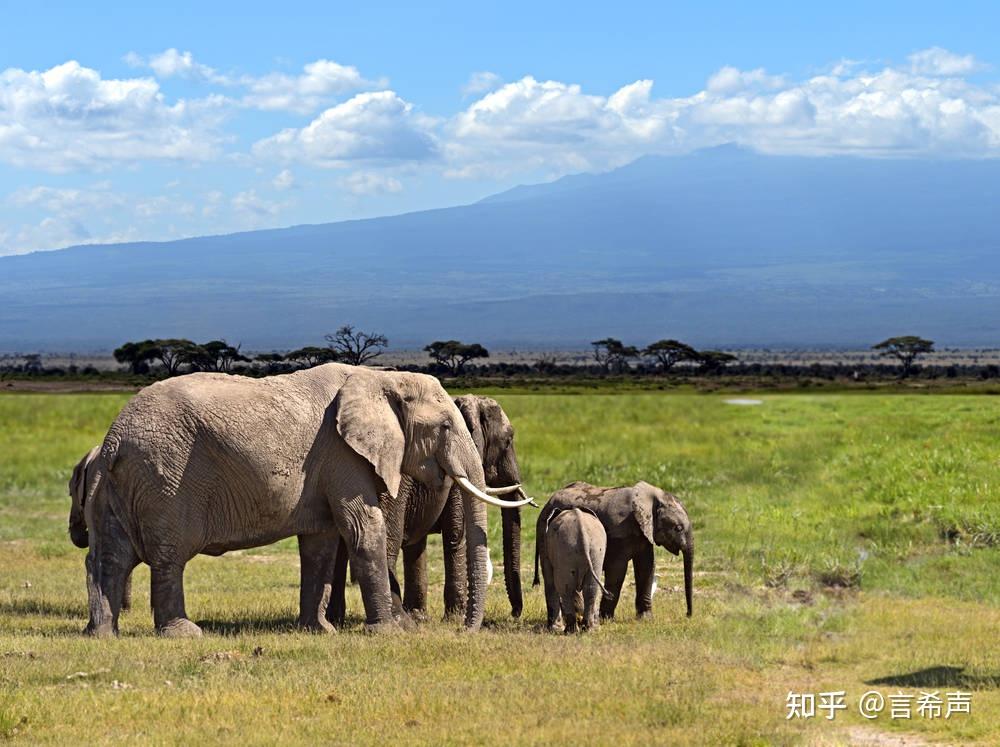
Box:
541 507 613 633
69 446 132 611
81 362 530 637
533 480 693 628
322 394 526 627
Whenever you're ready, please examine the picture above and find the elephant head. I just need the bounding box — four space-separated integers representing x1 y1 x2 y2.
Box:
335 371 530 629
631 481 694 617
455 394 525 617
68 446 100 549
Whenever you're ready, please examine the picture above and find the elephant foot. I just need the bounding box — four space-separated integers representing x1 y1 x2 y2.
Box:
83 622 116 639
158 618 203 638
363 620 402 635
395 612 418 632
636 610 653 621
404 608 429 624
298 617 336 634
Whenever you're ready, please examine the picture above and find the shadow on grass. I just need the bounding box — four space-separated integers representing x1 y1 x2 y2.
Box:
197 613 370 636
867 666 1000 690
0 598 84 618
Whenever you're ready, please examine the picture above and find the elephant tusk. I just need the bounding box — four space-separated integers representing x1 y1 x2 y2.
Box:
516 487 540 508
484 484 521 496
453 476 535 508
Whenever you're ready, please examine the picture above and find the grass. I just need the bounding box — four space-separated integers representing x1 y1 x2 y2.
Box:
1 391 999 745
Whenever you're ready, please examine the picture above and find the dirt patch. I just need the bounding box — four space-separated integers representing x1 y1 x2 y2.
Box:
0 380 139 393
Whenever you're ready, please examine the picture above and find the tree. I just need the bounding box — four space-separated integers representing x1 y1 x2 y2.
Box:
254 352 286 375
591 338 639 373
872 335 934 378
424 340 490 375
286 346 339 368
113 340 159 375
697 350 738 374
152 339 198 376
325 325 388 366
644 339 699 373
201 340 249 373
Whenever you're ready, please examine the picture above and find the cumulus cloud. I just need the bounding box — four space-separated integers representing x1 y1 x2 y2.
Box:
907 47 984 76
0 60 223 171
442 48 1000 177
340 171 403 195
231 189 286 218
252 90 437 167
125 48 231 84
462 71 502 97
241 59 386 113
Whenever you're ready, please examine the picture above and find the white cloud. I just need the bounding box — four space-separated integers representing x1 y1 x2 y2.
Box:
340 171 403 195
0 60 223 171
231 188 285 217
908 47 984 76
252 90 437 167
442 49 1000 178
462 71 502 96
272 168 296 190
241 59 386 113
124 48 231 85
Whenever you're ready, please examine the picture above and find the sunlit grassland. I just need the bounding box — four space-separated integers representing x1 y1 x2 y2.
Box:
1 392 998 745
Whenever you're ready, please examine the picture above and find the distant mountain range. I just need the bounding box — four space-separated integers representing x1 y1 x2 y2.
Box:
3 144 1000 351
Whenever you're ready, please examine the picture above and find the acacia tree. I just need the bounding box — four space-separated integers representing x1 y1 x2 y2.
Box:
286 346 339 368
113 340 160 374
697 350 738 375
591 338 639 373
424 340 490 375
873 335 934 378
325 325 388 366
181 340 249 373
644 339 699 373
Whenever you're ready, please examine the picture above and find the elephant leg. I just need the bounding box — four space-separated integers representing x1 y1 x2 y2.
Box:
600 549 629 621
150 561 201 638
297 531 337 632
83 507 139 638
441 491 467 620
333 496 396 631
583 577 601 631
632 544 656 620
542 553 562 631
326 538 350 628
559 585 577 634
121 570 134 612
402 539 429 621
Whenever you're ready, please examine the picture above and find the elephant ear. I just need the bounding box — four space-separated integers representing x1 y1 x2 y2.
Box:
335 373 405 498
455 395 486 460
630 482 658 546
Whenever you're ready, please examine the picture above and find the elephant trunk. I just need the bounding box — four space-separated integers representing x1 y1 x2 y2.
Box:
497 449 523 618
682 532 694 617
458 471 490 631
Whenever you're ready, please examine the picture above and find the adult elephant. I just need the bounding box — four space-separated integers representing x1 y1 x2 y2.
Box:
533 481 693 627
81 363 529 638
322 394 526 627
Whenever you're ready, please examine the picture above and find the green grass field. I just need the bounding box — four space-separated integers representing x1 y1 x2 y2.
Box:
1 391 998 745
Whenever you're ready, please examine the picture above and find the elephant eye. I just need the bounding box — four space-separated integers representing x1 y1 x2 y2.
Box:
674 523 684 532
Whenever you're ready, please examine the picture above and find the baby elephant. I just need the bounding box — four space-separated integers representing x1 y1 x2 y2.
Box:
542 508 613 633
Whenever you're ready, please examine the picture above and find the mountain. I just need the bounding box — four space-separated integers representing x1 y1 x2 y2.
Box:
4 144 1000 351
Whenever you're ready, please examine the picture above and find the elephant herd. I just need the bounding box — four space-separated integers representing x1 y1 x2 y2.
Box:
67 362 693 637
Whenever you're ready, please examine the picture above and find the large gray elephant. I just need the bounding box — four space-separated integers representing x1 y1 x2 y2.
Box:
82 363 529 637
68 446 132 611
321 394 526 627
533 480 693 627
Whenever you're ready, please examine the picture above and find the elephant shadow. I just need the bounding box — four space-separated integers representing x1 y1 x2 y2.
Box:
867 666 1000 690
0 597 85 619
197 613 369 636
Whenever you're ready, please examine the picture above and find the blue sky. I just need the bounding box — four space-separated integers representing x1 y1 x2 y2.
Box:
2 0 1000 255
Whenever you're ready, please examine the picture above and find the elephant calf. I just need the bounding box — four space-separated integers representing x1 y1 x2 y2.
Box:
534 480 693 628
541 508 612 633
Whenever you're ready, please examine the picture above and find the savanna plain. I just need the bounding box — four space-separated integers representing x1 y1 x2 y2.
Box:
1 390 998 746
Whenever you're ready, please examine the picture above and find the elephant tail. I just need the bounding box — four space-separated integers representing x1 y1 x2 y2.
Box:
578 510 614 601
